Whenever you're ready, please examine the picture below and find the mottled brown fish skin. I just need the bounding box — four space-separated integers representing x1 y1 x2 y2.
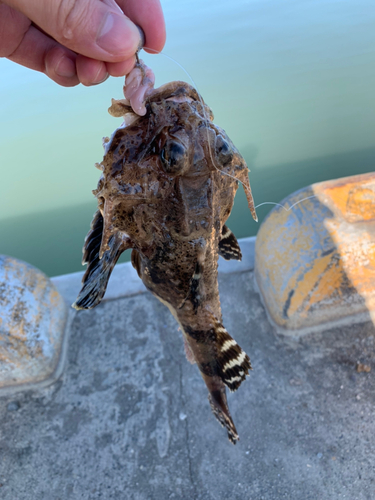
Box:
74 81 256 443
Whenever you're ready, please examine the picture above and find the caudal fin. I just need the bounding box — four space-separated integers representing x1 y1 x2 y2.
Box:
181 313 251 443
211 317 252 392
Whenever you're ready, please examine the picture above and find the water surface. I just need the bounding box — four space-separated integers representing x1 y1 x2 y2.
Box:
0 0 374 275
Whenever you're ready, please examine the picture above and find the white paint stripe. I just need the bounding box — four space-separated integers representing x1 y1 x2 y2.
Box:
223 350 247 372
221 339 237 352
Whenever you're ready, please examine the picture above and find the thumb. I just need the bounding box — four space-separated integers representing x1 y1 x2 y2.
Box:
7 0 142 62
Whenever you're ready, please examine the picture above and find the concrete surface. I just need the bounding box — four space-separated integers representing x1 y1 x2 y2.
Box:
0 242 375 499
0 255 68 390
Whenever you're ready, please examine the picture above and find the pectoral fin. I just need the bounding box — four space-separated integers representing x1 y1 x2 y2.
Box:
218 224 242 261
73 210 132 310
81 209 103 265
131 248 142 278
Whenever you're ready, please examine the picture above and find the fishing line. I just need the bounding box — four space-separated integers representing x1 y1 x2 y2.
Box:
135 48 316 216
254 195 317 212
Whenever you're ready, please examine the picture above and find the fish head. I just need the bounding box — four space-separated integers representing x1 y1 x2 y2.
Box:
93 81 255 257
94 83 211 252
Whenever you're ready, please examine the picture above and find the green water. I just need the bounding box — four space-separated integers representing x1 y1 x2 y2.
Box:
1 0 375 276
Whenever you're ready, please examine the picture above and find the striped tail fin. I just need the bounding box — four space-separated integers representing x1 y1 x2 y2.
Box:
213 318 252 392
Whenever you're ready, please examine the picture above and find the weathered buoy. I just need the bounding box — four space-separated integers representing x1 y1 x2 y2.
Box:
255 172 375 334
0 255 68 391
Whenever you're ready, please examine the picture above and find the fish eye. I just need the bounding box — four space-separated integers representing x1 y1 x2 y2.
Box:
160 141 188 174
215 134 233 165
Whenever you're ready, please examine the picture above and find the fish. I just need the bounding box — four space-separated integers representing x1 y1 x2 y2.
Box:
73 72 257 443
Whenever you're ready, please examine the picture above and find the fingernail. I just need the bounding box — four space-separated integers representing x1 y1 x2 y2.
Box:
91 73 110 86
55 56 76 78
97 13 140 56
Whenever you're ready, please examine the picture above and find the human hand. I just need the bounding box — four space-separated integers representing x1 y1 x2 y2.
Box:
0 0 166 87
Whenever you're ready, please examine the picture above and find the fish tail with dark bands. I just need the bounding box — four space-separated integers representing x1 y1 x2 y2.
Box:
184 316 251 392
212 318 252 392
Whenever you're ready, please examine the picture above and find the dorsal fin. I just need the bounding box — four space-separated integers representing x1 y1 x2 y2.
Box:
218 224 242 261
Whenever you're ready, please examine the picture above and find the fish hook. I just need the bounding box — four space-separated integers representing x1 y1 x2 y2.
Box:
135 26 145 65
